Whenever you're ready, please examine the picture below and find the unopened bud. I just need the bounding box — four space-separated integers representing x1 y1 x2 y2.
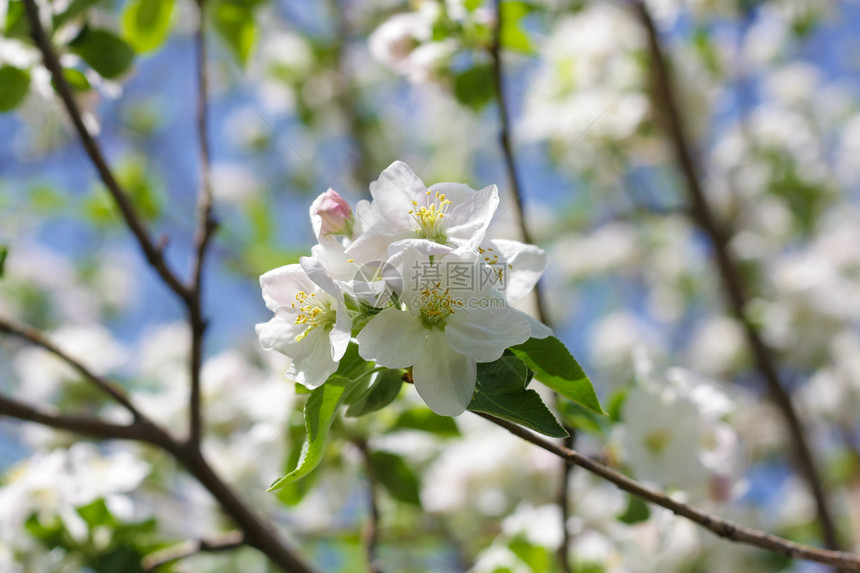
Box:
311 188 354 238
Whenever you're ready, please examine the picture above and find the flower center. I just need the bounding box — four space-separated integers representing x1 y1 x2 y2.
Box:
410 190 452 243
643 430 671 456
417 282 463 329
292 291 336 341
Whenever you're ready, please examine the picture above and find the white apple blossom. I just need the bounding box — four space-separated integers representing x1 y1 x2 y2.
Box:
368 8 435 75
356 246 532 416
470 544 530 573
256 257 352 389
617 361 739 495
501 502 564 549
345 160 499 264
0 443 148 544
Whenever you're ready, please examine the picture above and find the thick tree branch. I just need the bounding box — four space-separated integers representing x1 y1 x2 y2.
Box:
142 531 244 572
0 395 163 443
23 0 218 453
0 316 143 420
479 413 860 571
21 0 190 303
630 0 843 552
16 3 317 572
0 320 320 573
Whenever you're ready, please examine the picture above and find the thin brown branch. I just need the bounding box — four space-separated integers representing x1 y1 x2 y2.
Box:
16 3 319 571
187 0 218 452
489 7 573 570
0 316 143 420
354 439 383 573
142 530 245 572
478 413 860 571
630 0 843 552
557 432 575 573
488 0 549 325
0 395 163 443
174 447 321 573
21 0 190 304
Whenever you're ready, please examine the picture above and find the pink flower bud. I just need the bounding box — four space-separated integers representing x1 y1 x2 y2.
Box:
311 188 354 238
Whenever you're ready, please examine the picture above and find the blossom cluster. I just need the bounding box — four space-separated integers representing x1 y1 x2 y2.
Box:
256 161 551 416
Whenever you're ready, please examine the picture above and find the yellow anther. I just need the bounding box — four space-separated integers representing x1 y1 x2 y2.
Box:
292 290 336 342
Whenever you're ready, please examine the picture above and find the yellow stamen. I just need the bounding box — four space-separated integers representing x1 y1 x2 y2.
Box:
411 190 453 243
418 281 463 329
293 290 336 341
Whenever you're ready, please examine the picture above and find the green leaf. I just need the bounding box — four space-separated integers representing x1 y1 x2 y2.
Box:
500 1 535 54
86 158 161 224
25 514 66 549
69 28 135 79
509 537 551 573
77 498 116 528
4 2 29 38
276 411 322 506
390 408 460 437
467 356 568 438
369 450 421 506
211 0 257 66
268 376 353 491
510 337 604 415
93 545 145 573
53 0 103 30
336 341 374 380
617 493 650 524
559 400 605 436
121 0 174 53
345 369 403 417
453 64 495 111
62 68 92 92
0 66 31 112
0 245 7 278
606 388 627 422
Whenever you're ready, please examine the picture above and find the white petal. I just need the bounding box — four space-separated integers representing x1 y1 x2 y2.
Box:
389 238 455 258
370 161 427 228
445 306 531 363
523 311 553 339
356 308 427 367
256 315 304 354
330 310 352 361
412 330 476 416
427 182 482 206
484 239 548 302
301 256 344 305
310 241 355 283
259 264 315 312
344 226 405 265
383 246 425 314
352 199 381 238
288 327 339 389
444 184 499 249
